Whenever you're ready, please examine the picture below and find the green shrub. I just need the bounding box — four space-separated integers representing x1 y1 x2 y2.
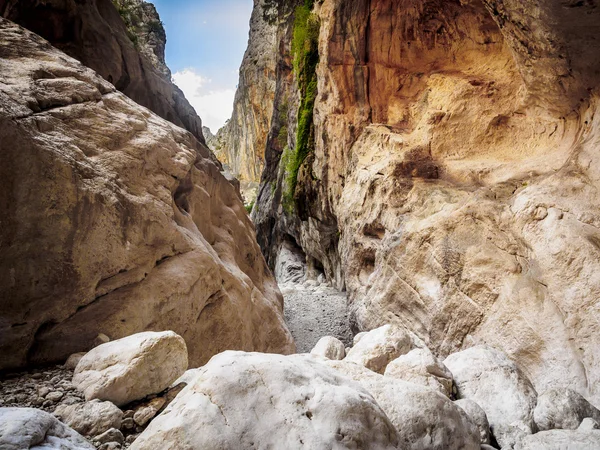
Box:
245 199 255 214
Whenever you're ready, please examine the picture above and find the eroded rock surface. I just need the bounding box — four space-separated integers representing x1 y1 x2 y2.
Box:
0 407 94 449
73 331 187 406
245 0 600 407
130 351 401 450
0 18 294 371
534 389 600 431
326 360 480 450
0 0 205 142
444 346 537 448
384 348 453 397
345 324 415 374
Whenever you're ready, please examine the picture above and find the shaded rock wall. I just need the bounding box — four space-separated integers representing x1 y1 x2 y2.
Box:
0 18 295 371
0 0 206 143
250 0 600 402
215 0 281 182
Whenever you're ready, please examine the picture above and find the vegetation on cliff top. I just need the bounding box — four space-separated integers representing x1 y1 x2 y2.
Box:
283 0 319 212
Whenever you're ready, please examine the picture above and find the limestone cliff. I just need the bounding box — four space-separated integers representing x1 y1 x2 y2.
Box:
215 0 280 182
247 0 600 403
0 18 295 371
0 0 206 143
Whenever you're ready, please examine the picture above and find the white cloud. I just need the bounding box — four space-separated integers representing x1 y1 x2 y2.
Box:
172 69 235 132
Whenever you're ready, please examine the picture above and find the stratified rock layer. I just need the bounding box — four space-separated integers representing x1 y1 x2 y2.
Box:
250 0 600 403
0 18 294 371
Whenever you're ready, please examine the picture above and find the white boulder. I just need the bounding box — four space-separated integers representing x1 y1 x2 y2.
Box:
345 324 414 373
130 351 400 449
310 336 346 360
54 400 123 438
454 399 491 445
534 388 600 431
384 348 453 397
0 407 94 449
73 331 188 406
327 360 480 450
444 346 537 449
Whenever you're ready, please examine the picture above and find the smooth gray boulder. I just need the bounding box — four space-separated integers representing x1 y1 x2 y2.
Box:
455 399 491 445
444 346 537 449
534 388 600 431
0 407 94 449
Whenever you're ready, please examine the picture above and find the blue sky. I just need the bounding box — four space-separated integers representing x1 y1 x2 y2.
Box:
152 0 253 131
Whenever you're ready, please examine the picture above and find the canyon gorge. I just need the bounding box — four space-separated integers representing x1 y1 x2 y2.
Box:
1 0 600 449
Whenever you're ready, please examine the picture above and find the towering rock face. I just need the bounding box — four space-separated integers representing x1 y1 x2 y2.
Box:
0 18 295 371
248 0 600 402
215 0 280 182
0 0 205 143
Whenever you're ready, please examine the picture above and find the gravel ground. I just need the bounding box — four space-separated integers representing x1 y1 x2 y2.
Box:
282 283 354 353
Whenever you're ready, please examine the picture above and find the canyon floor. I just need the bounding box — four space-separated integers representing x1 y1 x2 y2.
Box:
282 282 354 353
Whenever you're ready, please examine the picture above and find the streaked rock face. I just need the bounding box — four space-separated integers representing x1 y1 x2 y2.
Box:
0 18 294 371
215 0 280 182
246 0 600 404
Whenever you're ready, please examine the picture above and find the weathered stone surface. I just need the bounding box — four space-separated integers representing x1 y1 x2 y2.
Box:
0 407 94 449
215 0 279 182
514 428 600 450
454 399 491 445
0 18 295 371
130 351 401 450
384 348 453 397
0 0 205 143
534 389 600 431
54 400 123 437
444 346 537 448
327 360 480 450
73 331 187 406
246 0 600 408
345 324 414 374
310 336 345 360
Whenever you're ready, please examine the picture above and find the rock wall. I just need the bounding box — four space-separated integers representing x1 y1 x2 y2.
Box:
215 0 281 182
0 18 294 371
250 0 600 402
0 0 206 143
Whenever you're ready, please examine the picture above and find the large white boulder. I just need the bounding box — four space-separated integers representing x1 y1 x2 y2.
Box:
454 399 491 445
384 348 453 397
345 324 414 373
53 400 123 438
0 407 94 449
534 388 600 431
130 351 400 449
73 331 188 406
444 346 537 449
310 336 346 360
327 360 480 450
